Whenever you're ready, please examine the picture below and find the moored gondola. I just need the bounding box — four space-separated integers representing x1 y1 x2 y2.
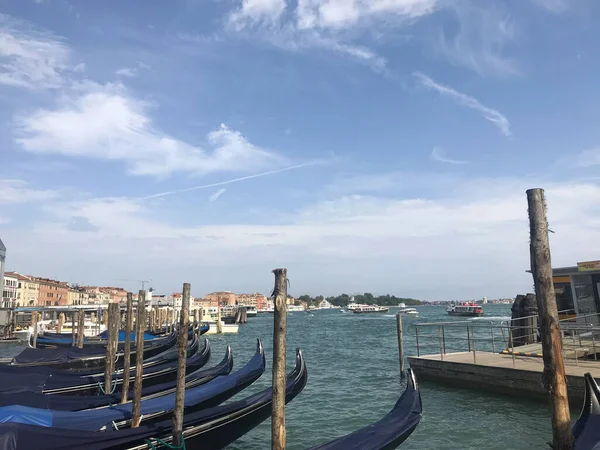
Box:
0 340 266 431
573 372 600 449
309 369 422 450
0 347 307 450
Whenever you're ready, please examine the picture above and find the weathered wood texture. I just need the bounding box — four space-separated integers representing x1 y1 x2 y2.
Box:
121 292 134 404
103 303 120 395
396 313 405 379
76 309 85 349
132 291 146 428
271 268 288 450
172 283 190 447
527 188 573 450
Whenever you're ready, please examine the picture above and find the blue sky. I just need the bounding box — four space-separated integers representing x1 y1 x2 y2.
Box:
1 0 600 300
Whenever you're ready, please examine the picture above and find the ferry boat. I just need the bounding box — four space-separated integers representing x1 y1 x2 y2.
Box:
287 304 306 312
347 299 368 312
397 307 418 316
245 305 257 317
446 302 484 317
352 305 389 314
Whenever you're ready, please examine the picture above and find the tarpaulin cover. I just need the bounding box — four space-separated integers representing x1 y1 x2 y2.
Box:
12 347 106 364
0 347 307 450
0 344 264 431
0 406 52 427
97 331 158 341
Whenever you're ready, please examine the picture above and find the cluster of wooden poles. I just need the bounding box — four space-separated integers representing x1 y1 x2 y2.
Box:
28 269 291 449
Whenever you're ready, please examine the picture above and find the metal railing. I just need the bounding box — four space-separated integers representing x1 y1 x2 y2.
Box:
414 316 600 368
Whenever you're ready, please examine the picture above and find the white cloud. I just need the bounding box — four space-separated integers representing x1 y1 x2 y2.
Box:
116 67 137 77
529 0 569 14
574 148 600 168
209 188 226 202
0 14 70 89
73 63 85 73
430 147 468 165
413 72 511 137
16 177 600 299
437 3 518 77
0 179 58 204
229 0 287 29
15 83 287 177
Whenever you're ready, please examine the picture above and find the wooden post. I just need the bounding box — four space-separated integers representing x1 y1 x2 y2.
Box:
103 303 120 395
172 283 190 447
71 312 76 346
132 291 146 427
57 312 64 334
271 268 288 450
77 309 85 348
103 309 108 327
197 307 203 341
32 312 38 348
121 292 134 404
527 188 573 449
396 313 405 378
217 301 223 334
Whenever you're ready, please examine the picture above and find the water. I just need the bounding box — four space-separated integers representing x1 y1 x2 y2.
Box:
0 305 556 448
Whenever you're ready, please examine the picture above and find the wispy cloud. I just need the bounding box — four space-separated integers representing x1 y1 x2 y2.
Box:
430 147 469 165
437 3 518 77
413 72 511 137
228 0 287 30
115 61 149 78
0 179 58 204
209 188 226 202
140 161 323 200
529 0 569 14
0 14 70 89
15 82 287 177
574 148 600 168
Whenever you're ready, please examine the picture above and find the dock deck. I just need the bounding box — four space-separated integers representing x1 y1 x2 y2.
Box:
408 351 600 404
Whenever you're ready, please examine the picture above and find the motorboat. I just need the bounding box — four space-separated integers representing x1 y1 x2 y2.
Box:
397 308 419 316
352 305 389 314
446 302 484 317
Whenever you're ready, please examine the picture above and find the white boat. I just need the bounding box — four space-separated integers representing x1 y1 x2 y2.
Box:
245 306 257 317
352 305 389 314
13 319 54 342
54 320 107 337
347 301 367 312
397 307 418 316
204 322 239 334
319 299 333 309
287 304 306 312
398 302 406 308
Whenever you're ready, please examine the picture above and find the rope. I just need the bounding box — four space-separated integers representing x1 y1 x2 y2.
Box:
144 437 186 450
97 379 118 395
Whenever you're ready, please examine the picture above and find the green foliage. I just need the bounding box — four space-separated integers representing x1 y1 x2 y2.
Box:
295 293 423 307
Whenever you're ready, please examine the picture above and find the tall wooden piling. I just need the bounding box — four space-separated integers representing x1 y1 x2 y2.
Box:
396 313 405 379
32 312 38 348
103 303 120 395
121 292 134 404
76 309 85 348
217 301 223 334
132 291 146 427
271 268 288 450
198 306 203 340
57 312 64 334
527 188 573 449
71 312 76 346
172 283 190 447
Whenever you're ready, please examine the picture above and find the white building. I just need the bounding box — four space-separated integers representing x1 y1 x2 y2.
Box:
0 239 5 306
2 273 17 308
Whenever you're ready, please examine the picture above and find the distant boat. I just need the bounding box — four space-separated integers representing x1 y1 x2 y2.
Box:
352 305 389 314
397 307 418 316
319 299 333 309
446 302 483 317
398 302 406 308
287 304 306 312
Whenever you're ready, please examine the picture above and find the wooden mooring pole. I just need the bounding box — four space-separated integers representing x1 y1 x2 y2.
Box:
172 283 190 447
32 311 38 348
121 292 134 404
272 268 288 450
77 309 85 349
132 291 146 427
103 303 120 395
57 312 64 334
396 313 405 379
527 188 573 449
71 312 75 346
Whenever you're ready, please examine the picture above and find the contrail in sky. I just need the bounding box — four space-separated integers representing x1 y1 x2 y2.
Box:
139 161 322 200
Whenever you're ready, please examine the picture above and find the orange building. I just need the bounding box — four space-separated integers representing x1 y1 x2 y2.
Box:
205 291 238 306
36 278 70 306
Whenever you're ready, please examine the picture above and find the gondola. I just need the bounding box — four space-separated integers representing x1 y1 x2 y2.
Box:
0 344 232 411
573 372 600 449
0 347 307 450
32 325 208 349
0 340 266 431
5 331 178 371
309 369 422 450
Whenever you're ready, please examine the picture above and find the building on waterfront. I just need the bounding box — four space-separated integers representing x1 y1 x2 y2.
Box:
7 272 38 307
1 272 17 308
36 278 70 306
552 260 600 323
0 239 5 305
238 292 268 310
206 291 238 306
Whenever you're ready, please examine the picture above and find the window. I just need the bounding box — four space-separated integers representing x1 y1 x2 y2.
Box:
554 282 574 313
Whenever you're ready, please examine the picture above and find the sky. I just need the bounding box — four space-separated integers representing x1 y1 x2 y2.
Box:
1 0 600 301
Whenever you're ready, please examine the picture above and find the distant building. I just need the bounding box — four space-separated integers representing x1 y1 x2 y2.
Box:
238 292 268 310
36 278 70 306
0 239 5 305
206 291 237 306
2 272 17 307
6 272 38 307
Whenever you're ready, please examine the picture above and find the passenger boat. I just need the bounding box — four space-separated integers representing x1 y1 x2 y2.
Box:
347 300 367 312
287 304 306 312
446 302 484 317
245 305 257 317
397 307 419 316
352 305 389 314
309 369 422 449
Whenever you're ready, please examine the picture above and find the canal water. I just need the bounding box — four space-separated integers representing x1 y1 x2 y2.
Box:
0 305 557 449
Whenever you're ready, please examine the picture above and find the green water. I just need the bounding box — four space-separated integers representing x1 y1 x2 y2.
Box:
0 305 556 448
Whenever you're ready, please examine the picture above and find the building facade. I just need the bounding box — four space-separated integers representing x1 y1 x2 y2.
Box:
553 260 600 324
0 239 5 305
238 292 268 310
1 272 17 308
205 291 238 306
10 272 39 307
36 278 70 306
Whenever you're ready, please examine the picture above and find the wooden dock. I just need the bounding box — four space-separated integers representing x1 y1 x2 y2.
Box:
408 351 600 404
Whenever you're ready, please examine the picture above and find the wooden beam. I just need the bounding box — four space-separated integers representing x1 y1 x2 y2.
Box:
131 291 146 428
172 283 190 447
103 303 120 395
121 292 134 404
271 268 288 450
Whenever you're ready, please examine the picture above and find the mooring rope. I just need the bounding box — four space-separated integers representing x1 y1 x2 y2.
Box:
144 437 186 450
